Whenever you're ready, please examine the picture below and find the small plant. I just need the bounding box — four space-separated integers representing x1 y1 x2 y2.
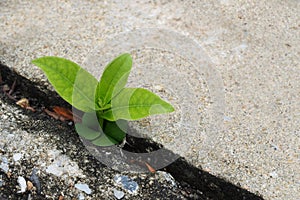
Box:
32 53 174 146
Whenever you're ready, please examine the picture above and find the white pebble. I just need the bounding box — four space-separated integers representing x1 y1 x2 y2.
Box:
75 183 92 194
269 171 278 178
114 175 139 194
78 193 85 200
154 85 164 91
13 153 23 162
17 176 27 193
0 157 9 173
113 188 125 199
157 171 177 187
0 177 3 187
46 164 63 176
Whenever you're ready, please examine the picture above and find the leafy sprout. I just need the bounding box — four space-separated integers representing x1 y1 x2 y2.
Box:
32 53 174 146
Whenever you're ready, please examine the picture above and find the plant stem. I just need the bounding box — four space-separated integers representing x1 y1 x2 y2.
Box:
96 111 104 129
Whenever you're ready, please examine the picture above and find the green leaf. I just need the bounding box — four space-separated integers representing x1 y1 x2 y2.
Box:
91 134 118 146
81 112 100 130
75 123 101 140
103 120 127 143
75 112 102 140
75 112 126 146
96 53 132 107
32 56 99 112
98 104 111 111
101 88 175 121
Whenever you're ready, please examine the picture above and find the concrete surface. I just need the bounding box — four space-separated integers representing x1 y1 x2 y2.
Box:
0 0 299 199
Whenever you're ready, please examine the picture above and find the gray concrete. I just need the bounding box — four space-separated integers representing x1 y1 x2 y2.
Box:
1 1 299 199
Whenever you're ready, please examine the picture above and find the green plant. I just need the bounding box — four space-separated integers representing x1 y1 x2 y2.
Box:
32 53 174 146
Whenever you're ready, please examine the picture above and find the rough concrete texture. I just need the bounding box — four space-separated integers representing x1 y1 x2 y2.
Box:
0 0 299 200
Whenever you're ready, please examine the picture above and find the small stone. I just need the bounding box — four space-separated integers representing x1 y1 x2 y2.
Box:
0 175 3 187
6 171 11 179
154 85 165 92
0 157 9 173
2 84 10 92
157 171 177 187
17 176 27 193
78 193 85 200
224 116 232 121
269 171 278 178
113 188 124 199
46 164 63 176
114 175 139 194
27 181 34 191
75 183 92 195
13 153 23 162
30 168 41 194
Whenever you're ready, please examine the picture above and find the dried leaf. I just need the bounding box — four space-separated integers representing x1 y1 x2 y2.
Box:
53 106 81 122
44 108 64 121
44 107 81 122
145 162 156 173
16 98 29 108
16 98 35 112
53 106 73 121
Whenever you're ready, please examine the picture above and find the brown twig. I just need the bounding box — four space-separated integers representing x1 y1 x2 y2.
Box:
2 78 17 100
26 106 36 112
8 79 17 95
3 86 16 100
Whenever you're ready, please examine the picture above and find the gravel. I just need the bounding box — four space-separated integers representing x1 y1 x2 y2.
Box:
0 91 199 199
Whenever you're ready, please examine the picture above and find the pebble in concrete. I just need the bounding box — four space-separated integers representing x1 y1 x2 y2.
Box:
114 175 139 194
13 153 22 162
75 183 92 195
0 157 9 173
17 176 26 193
113 188 125 199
